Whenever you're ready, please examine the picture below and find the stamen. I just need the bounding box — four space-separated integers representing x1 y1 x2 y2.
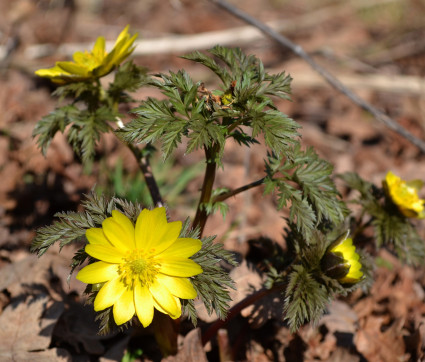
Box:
118 249 159 287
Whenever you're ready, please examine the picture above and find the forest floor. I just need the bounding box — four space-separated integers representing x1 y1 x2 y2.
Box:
1 0 425 361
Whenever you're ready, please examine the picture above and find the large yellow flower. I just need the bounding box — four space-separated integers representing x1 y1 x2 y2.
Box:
383 171 425 219
321 233 363 284
76 207 202 327
35 25 138 84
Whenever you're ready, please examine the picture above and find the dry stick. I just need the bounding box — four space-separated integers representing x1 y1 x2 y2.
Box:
129 144 164 208
208 0 425 154
116 118 164 207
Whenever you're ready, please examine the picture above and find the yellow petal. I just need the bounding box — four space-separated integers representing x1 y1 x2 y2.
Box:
35 65 70 78
157 257 203 277
149 279 181 319
85 244 125 263
150 221 182 255
114 25 130 45
76 261 118 284
102 213 134 251
112 210 136 245
134 283 154 327
156 238 202 259
135 208 168 249
113 288 136 325
406 179 424 192
152 297 168 315
156 274 197 299
92 36 106 61
171 296 181 319
55 61 90 77
86 228 111 246
94 277 126 311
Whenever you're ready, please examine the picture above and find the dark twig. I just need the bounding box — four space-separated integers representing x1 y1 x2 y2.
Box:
128 143 164 208
213 177 265 203
208 0 425 153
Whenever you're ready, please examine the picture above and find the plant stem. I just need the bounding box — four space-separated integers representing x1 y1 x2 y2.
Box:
192 145 218 236
115 118 164 207
213 177 266 203
128 143 164 207
201 282 285 345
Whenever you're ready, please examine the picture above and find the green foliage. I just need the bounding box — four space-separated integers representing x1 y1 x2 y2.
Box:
339 172 425 264
264 146 348 241
30 191 141 258
119 46 299 163
201 187 230 218
33 105 79 155
33 61 146 165
283 265 330 332
181 220 237 325
122 347 143 362
107 61 148 104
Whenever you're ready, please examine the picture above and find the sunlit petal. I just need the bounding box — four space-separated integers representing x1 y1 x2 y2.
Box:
158 257 203 277
134 282 154 327
156 274 197 299
76 261 118 284
86 228 111 246
85 244 125 263
94 277 126 311
149 279 181 318
113 288 136 325
102 214 134 251
157 238 201 259
135 208 168 249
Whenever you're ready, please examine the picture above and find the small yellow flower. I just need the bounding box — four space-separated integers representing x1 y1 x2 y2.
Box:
76 207 202 327
35 25 138 84
383 171 425 219
321 233 363 284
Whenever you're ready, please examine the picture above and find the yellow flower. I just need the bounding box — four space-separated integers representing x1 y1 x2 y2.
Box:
383 171 425 219
321 233 363 284
35 25 138 84
76 207 202 327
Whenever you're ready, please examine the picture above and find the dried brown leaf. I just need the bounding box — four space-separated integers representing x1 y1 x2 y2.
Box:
0 293 69 361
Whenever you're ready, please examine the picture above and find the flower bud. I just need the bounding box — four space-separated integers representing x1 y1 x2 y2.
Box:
321 232 363 284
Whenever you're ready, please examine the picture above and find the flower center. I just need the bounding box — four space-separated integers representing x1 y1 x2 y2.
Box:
118 249 159 288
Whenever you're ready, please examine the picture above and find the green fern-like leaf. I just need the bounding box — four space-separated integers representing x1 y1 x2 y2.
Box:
265 147 347 241
283 265 330 332
187 235 237 324
33 105 79 154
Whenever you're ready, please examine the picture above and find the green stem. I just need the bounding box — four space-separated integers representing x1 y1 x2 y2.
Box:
192 145 218 236
213 177 265 203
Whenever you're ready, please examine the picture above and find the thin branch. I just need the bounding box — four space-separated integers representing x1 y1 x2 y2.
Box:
128 143 164 208
208 0 425 154
213 177 265 203
115 118 164 207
